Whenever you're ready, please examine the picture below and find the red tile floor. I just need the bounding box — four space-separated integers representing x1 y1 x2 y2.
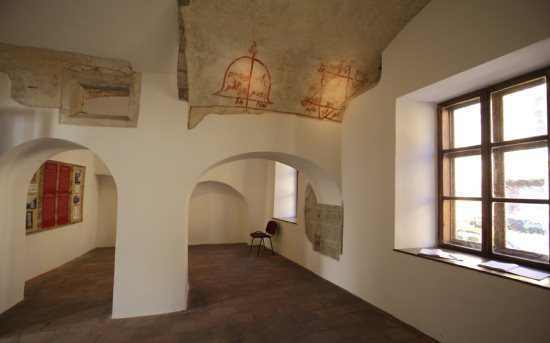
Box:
0 244 436 342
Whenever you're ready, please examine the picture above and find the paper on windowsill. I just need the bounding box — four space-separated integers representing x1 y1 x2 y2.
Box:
478 260 518 272
510 267 550 281
479 261 550 281
418 248 462 261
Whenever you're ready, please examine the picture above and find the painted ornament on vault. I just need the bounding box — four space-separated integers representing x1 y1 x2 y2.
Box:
301 63 367 121
179 0 430 128
214 41 273 110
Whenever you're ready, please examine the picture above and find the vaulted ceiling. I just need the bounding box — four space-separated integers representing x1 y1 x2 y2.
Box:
0 0 178 74
179 0 430 127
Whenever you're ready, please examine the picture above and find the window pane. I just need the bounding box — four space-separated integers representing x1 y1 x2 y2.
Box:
443 200 482 249
493 79 547 142
453 154 481 197
493 202 549 261
492 146 548 199
452 101 481 148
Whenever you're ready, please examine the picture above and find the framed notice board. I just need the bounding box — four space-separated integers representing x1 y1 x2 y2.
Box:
26 160 86 234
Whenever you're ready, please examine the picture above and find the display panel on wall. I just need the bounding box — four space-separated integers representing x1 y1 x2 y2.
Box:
25 160 85 234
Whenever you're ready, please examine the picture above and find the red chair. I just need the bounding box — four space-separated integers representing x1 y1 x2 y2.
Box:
250 221 277 256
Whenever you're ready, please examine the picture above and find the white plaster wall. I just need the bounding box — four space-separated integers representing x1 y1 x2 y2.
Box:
94 155 112 176
96 175 117 247
264 161 341 274
188 181 248 245
338 1 550 342
395 99 437 249
199 159 272 238
0 68 341 318
25 149 98 280
0 1 549 342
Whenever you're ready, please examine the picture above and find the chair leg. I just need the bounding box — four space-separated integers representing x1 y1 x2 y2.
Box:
249 237 254 251
257 237 263 257
268 237 274 256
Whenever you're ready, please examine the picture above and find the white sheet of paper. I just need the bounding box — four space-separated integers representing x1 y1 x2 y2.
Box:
419 248 460 260
509 267 550 281
419 248 442 256
478 260 518 272
72 206 80 220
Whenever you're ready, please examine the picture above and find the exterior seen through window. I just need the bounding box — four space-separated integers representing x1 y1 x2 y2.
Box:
438 67 550 270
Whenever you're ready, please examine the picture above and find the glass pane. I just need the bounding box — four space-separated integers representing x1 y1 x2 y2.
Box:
493 202 549 260
495 80 547 142
453 154 481 197
492 146 548 199
452 102 481 148
450 200 482 246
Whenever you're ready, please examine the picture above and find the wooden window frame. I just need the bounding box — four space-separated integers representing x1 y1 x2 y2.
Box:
438 66 550 271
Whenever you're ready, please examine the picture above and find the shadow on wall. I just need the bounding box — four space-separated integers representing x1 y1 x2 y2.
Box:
188 181 249 245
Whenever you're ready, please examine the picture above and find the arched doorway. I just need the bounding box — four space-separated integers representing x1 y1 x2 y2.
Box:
0 138 119 335
185 153 343 308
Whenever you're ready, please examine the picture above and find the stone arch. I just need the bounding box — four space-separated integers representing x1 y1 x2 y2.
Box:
0 137 118 313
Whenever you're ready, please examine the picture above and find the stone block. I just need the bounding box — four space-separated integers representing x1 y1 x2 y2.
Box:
304 184 343 260
0 43 141 128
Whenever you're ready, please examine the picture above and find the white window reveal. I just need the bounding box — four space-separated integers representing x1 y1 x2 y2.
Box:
273 162 298 222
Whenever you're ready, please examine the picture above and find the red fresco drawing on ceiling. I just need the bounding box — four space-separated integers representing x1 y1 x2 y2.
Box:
207 43 367 124
301 63 366 121
214 41 273 110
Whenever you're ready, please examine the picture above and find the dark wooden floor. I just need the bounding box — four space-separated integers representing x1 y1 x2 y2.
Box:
0 244 436 342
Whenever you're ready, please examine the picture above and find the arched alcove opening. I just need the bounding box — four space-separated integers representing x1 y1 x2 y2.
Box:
188 181 249 245
185 153 343 309
0 138 119 333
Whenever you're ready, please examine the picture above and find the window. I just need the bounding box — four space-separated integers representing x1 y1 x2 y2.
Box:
273 162 298 222
438 67 549 270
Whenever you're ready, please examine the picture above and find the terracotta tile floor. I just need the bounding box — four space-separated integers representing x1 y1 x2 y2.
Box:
0 244 436 342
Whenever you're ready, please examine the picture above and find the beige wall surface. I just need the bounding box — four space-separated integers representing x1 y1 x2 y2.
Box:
188 181 248 245
265 162 341 275
199 159 272 237
1 1 550 342
25 149 98 280
339 1 550 342
0 67 342 318
96 175 117 247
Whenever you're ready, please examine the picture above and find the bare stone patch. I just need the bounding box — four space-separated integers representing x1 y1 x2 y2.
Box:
0 43 141 128
305 184 343 260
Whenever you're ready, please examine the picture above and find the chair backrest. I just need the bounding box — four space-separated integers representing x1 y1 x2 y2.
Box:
266 220 277 235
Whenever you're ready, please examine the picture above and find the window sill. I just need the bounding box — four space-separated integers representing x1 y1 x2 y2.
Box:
394 247 550 290
273 217 298 225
